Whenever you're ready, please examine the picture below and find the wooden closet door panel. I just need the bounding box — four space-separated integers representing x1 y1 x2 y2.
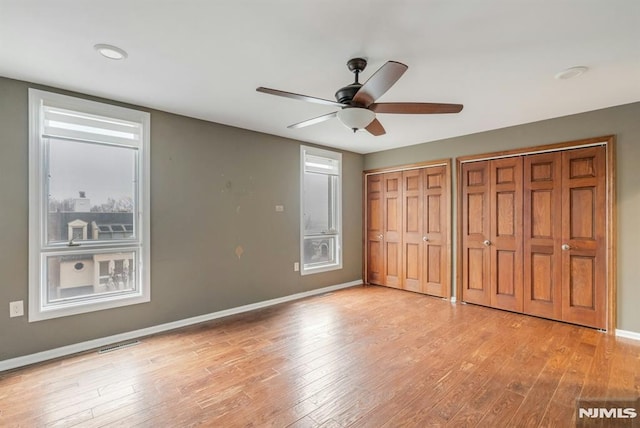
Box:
523 153 562 320
423 165 449 297
402 169 423 292
561 146 606 328
366 174 384 285
462 161 491 305
384 172 403 288
489 157 524 312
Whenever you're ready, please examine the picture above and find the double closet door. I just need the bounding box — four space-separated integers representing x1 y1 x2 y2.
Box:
461 146 607 328
366 164 450 298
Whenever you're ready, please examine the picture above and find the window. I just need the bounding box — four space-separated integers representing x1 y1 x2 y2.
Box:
29 89 150 321
300 146 342 275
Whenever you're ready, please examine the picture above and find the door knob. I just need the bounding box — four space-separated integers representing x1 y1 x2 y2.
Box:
378 234 383 240
483 240 491 247
423 236 429 242
561 244 571 251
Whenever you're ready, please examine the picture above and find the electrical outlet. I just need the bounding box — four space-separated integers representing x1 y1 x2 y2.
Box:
275 205 284 212
9 300 24 318
294 262 300 272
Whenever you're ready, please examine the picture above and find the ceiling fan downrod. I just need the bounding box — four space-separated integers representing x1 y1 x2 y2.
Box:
335 58 367 105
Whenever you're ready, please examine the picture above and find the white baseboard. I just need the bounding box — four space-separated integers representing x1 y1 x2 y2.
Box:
615 329 640 341
0 280 362 372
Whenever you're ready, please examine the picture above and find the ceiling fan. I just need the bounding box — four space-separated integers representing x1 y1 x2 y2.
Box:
257 58 463 136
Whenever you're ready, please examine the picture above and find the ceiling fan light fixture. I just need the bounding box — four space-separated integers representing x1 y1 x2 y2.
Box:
337 107 375 131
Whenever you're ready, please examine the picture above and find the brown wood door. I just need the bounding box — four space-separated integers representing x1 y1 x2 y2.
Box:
523 152 563 320
489 157 524 312
383 172 403 288
423 165 449 297
401 169 422 292
366 174 384 285
459 141 611 329
461 161 491 305
561 146 606 329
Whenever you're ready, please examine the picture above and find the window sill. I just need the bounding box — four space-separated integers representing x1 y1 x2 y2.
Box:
301 263 342 276
29 292 150 322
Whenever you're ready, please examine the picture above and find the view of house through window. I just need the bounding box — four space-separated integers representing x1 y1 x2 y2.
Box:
301 146 342 275
29 89 150 321
46 252 136 301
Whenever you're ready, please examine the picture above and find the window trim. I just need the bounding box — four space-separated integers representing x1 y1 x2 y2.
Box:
300 145 342 275
28 89 151 321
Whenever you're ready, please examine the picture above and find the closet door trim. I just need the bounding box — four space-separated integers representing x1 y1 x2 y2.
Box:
455 135 616 331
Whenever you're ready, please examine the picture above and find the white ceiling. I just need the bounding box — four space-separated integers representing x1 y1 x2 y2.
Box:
1 1 639 154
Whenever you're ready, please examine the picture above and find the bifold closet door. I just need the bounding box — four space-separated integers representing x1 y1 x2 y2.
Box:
489 157 523 312
461 161 491 305
523 152 563 320
400 166 450 296
366 174 384 285
462 158 523 310
561 146 606 329
423 166 449 297
523 147 606 328
465 145 607 328
367 172 404 288
401 169 423 292
367 164 451 296
383 172 403 288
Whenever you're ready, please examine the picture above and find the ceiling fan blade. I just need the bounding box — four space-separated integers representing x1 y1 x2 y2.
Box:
365 118 386 136
287 111 338 129
257 87 347 108
370 102 464 114
352 61 408 107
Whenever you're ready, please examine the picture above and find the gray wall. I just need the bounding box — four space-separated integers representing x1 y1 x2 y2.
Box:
0 77 363 361
2 72 638 363
365 102 640 333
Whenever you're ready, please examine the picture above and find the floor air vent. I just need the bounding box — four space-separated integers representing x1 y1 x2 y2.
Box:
98 340 141 354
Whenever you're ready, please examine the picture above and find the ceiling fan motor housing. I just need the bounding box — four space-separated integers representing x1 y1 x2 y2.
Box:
335 83 363 105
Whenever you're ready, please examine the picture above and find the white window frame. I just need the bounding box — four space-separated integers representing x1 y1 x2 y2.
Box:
300 145 342 275
28 89 151 321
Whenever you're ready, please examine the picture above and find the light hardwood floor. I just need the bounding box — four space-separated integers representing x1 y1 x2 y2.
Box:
1 285 639 427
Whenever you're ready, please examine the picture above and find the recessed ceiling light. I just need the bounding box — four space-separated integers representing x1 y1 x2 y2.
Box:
94 44 128 60
554 66 588 80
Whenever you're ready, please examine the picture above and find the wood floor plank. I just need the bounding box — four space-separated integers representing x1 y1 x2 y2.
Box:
429 350 507 422
0 285 638 427
445 379 505 427
539 401 576 427
508 325 580 427
551 340 594 408
476 389 525 427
